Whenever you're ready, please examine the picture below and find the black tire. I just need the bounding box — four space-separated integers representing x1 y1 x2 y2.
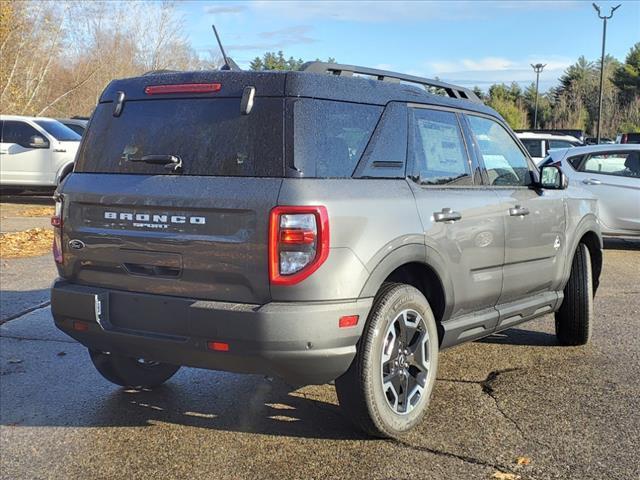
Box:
89 350 180 388
555 243 593 346
335 283 439 438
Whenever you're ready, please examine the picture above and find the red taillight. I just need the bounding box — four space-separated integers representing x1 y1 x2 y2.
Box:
621 134 628 144
207 341 230 352
280 229 316 244
144 83 222 95
52 197 63 264
339 315 359 328
269 206 329 286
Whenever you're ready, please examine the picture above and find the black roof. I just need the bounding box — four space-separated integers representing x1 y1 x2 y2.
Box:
99 66 499 119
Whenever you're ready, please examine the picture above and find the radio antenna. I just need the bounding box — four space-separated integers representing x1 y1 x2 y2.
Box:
212 25 239 71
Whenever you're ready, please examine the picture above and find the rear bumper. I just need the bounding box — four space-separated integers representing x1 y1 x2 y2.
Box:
51 280 372 384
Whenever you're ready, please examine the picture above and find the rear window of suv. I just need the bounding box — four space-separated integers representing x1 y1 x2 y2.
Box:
75 98 284 177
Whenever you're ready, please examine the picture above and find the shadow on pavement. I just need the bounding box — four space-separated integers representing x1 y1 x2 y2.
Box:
478 328 558 347
1 361 368 440
0 194 54 205
0 320 561 439
603 238 640 251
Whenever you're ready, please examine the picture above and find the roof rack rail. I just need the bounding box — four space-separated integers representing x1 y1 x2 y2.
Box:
301 62 481 103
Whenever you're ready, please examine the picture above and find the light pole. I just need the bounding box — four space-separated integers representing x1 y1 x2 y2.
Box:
593 2 621 143
531 63 546 129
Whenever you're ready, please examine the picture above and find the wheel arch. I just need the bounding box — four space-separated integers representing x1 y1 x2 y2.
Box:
563 215 603 294
578 230 602 294
359 244 452 340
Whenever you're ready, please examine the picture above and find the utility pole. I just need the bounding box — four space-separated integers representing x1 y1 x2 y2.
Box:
531 63 546 129
592 3 621 143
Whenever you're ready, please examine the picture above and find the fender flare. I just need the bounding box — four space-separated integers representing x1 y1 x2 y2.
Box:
561 213 602 291
358 243 454 319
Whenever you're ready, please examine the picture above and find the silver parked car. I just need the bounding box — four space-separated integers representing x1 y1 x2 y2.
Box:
543 144 640 237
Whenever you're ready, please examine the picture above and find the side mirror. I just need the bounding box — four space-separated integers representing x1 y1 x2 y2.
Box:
539 165 568 189
28 135 49 149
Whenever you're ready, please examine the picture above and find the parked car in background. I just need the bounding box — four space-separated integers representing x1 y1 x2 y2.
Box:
0 115 80 192
57 117 89 136
516 131 583 165
543 144 640 237
516 128 585 143
616 132 640 144
585 137 615 145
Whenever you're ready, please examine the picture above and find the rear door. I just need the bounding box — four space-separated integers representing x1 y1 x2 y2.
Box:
0 120 52 185
465 114 567 305
408 106 504 320
569 150 640 233
60 83 286 305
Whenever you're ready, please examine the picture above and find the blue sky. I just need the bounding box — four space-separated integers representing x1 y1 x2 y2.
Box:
178 0 640 92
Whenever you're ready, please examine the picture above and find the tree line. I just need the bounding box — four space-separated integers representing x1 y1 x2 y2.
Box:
475 44 640 136
0 0 218 118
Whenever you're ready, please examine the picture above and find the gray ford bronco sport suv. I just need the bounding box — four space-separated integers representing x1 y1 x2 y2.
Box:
51 62 602 438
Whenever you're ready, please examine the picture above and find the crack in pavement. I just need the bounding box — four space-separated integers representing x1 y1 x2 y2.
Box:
439 369 553 451
0 301 50 324
0 334 76 344
390 438 519 476
297 385 523 475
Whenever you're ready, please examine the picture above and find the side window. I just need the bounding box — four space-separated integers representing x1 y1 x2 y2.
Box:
568 155 584 169
521 139 543 158
467 115 530 186
409 108 472 186
2 121 41 148
581 152 640 178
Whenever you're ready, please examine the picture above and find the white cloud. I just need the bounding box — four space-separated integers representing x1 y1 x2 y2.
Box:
227 25 317 51
421 56 574 90
203 5 247 15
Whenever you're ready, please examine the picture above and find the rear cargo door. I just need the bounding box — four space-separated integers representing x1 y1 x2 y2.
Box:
61 80 285 304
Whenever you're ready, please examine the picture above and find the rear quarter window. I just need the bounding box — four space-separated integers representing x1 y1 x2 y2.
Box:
292 99 382 178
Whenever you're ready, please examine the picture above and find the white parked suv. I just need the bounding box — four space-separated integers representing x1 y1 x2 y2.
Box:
0 115 81 191
542 144 640 237
516 132 582 165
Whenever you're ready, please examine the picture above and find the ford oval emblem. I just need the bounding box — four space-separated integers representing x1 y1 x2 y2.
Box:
68 239 85 250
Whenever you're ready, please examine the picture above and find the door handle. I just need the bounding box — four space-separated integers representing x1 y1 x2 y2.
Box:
433 208 462 223
0 150 8 155
509 205 530 217
582 178 602 185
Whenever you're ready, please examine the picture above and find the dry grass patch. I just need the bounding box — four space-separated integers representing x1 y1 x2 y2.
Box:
0 228 53 259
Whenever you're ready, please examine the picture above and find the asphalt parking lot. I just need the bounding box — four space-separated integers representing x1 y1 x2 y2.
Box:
1 195 639 480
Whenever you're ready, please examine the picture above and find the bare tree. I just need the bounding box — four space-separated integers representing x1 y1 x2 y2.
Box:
0 0 217 118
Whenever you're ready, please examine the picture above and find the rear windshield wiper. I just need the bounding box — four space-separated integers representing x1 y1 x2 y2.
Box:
127 154 182 172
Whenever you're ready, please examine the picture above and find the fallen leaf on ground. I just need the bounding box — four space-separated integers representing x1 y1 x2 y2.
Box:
493 473 520 480
516 457 531 465
57 351 67 357
17 207 55 217
0 228 53 259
